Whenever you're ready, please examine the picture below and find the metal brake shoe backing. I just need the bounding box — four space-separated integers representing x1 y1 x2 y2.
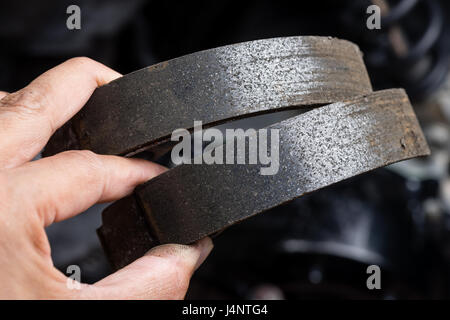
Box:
43 36 430 270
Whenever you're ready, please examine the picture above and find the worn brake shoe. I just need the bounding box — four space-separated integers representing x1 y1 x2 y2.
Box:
43 36 372 157
43 37 430 270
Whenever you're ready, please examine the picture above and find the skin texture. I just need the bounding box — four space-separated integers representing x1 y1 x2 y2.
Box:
0 57 213 299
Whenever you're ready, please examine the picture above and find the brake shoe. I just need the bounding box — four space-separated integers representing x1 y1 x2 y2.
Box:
43 37 430 270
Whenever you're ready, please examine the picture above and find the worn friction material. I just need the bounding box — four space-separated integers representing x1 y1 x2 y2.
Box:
42 37 430 270
136 89 429 243
43 36 372 157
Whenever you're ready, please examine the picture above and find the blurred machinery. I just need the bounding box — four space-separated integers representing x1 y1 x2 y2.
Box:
1 0 450 299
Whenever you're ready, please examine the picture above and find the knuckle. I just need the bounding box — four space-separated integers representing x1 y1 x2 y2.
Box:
65 150 103 171
0 91 9 100
66 56 95 69
62 150 105 185
171 271 190 298
139 253 191 298
168 256 192 295
27 216 52 257
52 150 109 201
0 174 10 211
0 88 50 118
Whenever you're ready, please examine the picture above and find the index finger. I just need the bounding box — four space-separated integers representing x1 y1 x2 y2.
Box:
0 57 121 169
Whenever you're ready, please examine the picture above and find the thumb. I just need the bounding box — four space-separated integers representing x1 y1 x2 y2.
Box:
82 237 213 299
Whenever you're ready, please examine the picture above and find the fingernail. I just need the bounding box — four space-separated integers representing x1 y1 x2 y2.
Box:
194 237 214 270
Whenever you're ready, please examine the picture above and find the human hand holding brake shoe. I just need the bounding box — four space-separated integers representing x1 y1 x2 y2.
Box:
0 57 213 299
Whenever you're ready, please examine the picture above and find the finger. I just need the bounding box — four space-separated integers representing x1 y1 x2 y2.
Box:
5 150 166 226
0 57 121 169
83 238 214 299
0 91 8 99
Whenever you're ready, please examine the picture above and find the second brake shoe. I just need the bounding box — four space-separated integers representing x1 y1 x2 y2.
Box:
43 36 372 157
98 89 429 270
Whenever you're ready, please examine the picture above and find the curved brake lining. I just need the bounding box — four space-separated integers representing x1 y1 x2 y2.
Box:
44 36 372 157
43 37 430 270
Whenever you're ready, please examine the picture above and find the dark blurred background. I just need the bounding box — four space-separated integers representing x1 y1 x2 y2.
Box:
2 0 450 299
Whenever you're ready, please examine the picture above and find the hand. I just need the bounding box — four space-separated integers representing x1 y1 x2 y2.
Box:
0 57 213 299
